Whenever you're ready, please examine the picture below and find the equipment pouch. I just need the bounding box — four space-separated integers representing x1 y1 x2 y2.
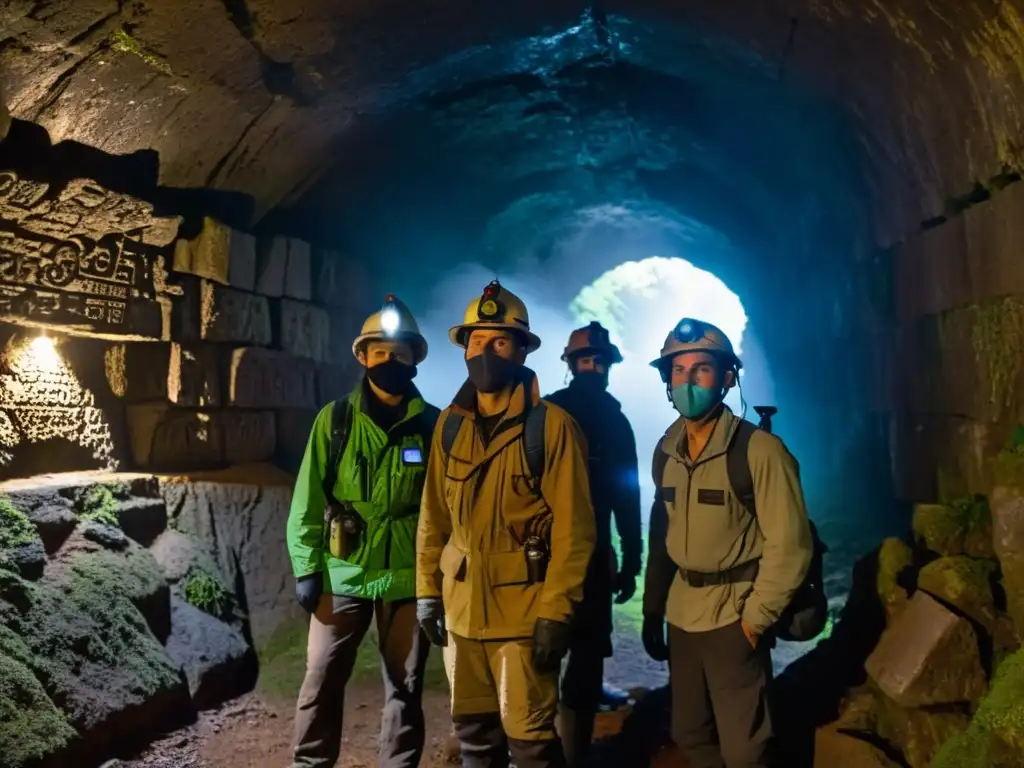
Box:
524 535 550 584
325 502 364 560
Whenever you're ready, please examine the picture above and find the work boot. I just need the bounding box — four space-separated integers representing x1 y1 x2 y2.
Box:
508 737 567 768
454 713 510 768
558 706 596 767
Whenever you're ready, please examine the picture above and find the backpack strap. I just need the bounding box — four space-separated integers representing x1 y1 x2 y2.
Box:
440 410 464 471
652 435 669 494
523 402 547 488
727 419 758 518
322 399 352 503
439 404 547 486
415 405 441 462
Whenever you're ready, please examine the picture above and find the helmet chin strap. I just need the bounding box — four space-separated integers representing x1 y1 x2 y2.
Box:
736 372 748 422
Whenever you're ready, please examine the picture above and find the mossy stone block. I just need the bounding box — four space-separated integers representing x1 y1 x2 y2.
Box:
877 537 913 622
917 556 998 630
0 625 76 768
932 649 1024 767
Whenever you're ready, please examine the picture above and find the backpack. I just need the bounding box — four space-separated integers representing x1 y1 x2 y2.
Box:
653 419 829 643
439 402 548 490
321 398 437 502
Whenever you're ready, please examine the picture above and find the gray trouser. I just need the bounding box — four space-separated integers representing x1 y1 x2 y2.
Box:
292 594 430 768
669 622 773 768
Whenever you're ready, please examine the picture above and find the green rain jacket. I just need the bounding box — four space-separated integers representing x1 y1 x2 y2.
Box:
287 384 440 602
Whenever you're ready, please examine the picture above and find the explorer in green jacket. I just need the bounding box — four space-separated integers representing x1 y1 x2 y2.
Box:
286 295 440 768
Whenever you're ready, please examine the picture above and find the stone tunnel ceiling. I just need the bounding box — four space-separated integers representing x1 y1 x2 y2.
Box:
5 0 1024 251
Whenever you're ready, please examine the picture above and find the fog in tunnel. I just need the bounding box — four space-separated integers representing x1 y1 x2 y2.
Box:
262 13 915 671
276 12 900 551
408 231 773 524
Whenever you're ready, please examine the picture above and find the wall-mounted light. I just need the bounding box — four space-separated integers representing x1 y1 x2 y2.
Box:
24 333 62 374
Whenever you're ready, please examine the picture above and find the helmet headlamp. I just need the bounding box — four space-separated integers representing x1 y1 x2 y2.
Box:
477 280 506 322
673 318 706 344
380 294 401 336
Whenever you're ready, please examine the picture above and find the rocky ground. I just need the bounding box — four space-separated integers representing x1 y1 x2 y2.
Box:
6 463 1024 768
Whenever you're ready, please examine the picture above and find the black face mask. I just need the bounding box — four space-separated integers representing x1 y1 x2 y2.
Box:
466 350 518 393
572 370 608 393
366 359 417 396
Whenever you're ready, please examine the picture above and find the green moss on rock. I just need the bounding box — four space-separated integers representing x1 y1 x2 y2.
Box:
970 297 1024 414
932 649 1024 767
183 565 230 618
0 494 38 550
877 537 913 620
0 624 76 766
917 556 998 629
913 496 993 558
874 691 970 768
109 27 173 76
75 484 121 527
994 444 1024 492
11 542 182 733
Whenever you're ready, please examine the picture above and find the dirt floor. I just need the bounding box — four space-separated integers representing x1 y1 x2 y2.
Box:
108 607 676 768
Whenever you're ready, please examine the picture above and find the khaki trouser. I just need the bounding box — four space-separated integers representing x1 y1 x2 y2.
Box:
292 595 429 768
443 633 560 741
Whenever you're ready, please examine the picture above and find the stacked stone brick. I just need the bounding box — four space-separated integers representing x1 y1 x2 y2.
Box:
114 217 374 473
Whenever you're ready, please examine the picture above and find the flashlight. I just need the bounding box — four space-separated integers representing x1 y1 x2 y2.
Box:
380 294 400 336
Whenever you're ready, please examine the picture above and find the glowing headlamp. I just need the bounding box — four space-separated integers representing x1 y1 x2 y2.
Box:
477 280 506 322
672 318 706 344
380 294 401 336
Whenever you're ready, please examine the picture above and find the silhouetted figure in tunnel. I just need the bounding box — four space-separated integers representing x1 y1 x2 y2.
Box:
286 296 440 768
642 318 814 768
543 321 643 768
416 280 596 768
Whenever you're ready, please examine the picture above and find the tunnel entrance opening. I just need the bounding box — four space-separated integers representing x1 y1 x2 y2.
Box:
568 254 763 506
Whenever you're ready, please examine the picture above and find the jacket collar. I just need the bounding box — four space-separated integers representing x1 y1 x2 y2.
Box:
450 366 541 424
351 377 426 423
661 405 742 466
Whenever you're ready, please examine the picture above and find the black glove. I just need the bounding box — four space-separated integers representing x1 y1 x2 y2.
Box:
296 573 322 614
613 572 637 604
416 597 448 647
642 614 669 662
532 618 572 674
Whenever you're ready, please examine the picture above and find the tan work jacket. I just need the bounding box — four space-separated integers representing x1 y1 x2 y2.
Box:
646 407 812 635
416 369 596 641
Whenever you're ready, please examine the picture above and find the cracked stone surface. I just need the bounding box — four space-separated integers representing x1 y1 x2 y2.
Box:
4 0 1024 248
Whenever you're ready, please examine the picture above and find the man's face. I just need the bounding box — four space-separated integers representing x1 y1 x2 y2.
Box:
466 329 525 363
359 339 414 368
669 351 733 391
573 355 607 376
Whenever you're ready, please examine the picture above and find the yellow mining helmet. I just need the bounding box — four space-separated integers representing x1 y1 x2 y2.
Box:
448 279 541 352
650 317 740 382
352 294 428 364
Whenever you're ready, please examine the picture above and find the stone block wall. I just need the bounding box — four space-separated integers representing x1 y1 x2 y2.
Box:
122 218 367 474
1 176 370 479
878 182 1024 502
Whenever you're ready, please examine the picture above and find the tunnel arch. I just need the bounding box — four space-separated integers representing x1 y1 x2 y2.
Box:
6 2 1024 245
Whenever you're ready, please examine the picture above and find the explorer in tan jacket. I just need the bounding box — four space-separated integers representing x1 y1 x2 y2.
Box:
642 317 812 768
415 280 595 768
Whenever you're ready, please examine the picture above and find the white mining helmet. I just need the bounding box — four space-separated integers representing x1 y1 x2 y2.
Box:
351 294 428 364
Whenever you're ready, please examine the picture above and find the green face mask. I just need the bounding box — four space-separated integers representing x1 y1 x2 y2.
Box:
670 382 722 420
